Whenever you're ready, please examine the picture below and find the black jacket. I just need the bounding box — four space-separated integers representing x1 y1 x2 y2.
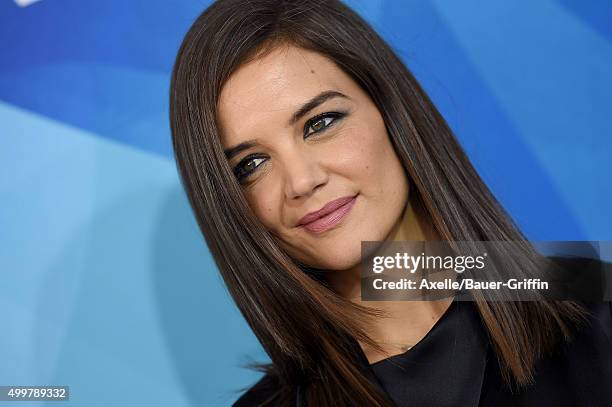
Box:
233 257 612 406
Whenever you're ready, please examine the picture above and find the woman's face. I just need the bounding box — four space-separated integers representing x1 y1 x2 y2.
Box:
218 44 409 270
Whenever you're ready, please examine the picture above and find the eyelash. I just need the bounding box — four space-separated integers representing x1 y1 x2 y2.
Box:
232 111 346 184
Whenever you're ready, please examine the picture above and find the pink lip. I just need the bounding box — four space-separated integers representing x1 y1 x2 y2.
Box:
298 194 358 234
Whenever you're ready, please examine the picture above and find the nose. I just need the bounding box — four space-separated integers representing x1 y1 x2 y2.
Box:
283 149 328 200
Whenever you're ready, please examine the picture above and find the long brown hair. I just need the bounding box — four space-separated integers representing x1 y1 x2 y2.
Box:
169 0 586 405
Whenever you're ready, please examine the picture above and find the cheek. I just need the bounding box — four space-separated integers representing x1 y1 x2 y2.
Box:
245 190 282 233
333 121 399 192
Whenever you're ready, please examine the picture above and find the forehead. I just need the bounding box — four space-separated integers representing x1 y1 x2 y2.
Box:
217 45 356 146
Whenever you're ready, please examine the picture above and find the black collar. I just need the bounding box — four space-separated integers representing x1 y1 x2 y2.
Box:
351 300 490 407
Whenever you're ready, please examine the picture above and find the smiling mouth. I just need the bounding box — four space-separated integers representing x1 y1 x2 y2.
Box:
299 194 358 234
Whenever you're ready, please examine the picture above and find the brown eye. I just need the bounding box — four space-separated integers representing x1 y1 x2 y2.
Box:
311 118 328 132
304 112 346 138
233 155 267 183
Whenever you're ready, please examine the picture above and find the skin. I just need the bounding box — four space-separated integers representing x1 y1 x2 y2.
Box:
218 44 452 363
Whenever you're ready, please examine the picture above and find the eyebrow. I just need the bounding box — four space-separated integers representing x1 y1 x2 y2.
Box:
223 90 350 160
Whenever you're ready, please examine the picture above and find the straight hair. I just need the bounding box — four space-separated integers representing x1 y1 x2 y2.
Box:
169 1 586 405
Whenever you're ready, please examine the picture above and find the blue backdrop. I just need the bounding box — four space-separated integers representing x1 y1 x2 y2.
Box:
1 0 611 405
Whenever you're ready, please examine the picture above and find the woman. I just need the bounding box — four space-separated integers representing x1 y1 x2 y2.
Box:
169 0 611 405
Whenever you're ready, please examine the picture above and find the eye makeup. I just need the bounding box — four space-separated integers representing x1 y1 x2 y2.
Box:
232 110 348 184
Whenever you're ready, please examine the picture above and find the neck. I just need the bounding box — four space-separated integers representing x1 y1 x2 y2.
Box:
327 194 454 364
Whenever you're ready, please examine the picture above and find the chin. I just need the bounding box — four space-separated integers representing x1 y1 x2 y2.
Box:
308 240 364 271
284 222 391 270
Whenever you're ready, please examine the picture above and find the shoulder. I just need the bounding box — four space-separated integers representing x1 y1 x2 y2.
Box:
545 254 611 301
232 374 281 407
575 300 612 342
479 300 611 405
555 300 612 379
